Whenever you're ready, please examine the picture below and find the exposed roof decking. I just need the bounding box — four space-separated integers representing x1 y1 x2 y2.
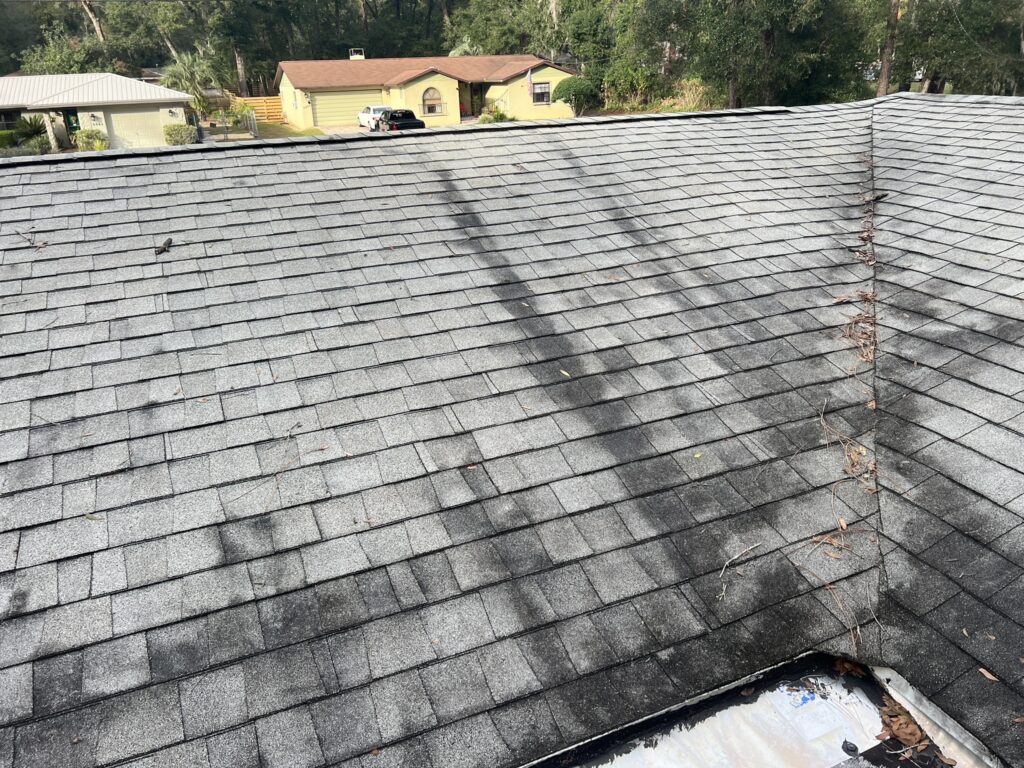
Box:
0 95 1022 768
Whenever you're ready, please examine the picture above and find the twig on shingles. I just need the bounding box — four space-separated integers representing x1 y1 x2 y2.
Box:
842 312 877 363
826 584 860 655
797 561 861 655
694 381 722 407
829 478 853 548
15 230 48 251
225 455 301 504
818 403 877 493
717 542 762 601
867 600 885 635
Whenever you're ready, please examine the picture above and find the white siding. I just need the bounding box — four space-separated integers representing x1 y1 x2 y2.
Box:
104 106 168 149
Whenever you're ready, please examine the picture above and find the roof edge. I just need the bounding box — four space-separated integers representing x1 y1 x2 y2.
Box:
4 92 1017 171
0 104 793 170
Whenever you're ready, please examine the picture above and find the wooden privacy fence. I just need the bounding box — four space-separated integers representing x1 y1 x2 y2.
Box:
232 96 283 123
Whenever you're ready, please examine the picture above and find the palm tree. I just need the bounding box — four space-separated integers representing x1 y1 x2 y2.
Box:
161 51 223 116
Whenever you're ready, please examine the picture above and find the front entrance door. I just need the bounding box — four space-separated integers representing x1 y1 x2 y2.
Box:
63 108 80 133
470 83 484 115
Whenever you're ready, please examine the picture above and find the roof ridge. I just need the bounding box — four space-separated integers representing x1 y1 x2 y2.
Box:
22 71 109 108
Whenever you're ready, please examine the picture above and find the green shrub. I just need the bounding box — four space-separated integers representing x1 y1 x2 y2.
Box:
163 123 198 145
0 135 51 157
74 128 110 151
231 101 255 121
553 77 601 116
14 115 46 143
0 130 16 148
22 135 52 154
0 146 38 158
478 108 516 124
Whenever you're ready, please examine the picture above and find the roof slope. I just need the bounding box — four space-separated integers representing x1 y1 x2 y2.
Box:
0 95 1022 768
277 54 564 89
0 73 191 110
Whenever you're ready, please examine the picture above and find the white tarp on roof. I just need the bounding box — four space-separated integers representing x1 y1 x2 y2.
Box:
575 672 990 768
0 73 191 110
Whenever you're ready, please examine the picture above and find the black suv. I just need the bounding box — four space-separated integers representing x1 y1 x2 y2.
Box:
376 109 426 132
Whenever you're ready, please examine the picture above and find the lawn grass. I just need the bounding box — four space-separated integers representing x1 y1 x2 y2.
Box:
256 122 323 138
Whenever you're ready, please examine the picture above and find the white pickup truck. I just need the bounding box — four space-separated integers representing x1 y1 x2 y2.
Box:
357 106 389 130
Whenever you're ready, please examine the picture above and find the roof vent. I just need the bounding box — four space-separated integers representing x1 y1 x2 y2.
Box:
349 49 365 61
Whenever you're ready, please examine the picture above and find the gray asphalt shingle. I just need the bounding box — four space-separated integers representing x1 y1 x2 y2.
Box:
1 94 1023 768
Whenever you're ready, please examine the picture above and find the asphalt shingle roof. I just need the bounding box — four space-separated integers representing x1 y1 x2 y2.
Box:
275 55 567 90
1 92 1022 768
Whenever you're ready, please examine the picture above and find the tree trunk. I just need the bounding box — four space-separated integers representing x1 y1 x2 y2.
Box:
394 0 401 19
549 0 558 26
440 0 450 25
761 26 775 105
234 48 250 97
42 113 60 152
876 0 900 97
1019 0 1024 58
360 0 369 32
162 33 179 59
728 78 738 109
79 0 105 42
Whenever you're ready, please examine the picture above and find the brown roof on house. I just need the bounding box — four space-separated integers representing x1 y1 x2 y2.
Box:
275 55 569 90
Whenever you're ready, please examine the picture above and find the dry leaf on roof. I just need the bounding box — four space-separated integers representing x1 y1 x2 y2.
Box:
979 667 999 682
834 658 865 677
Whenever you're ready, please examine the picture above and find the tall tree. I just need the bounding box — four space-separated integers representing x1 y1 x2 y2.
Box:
445 0 558 57
877 0 902 95
899 0 1024 95
161 49 223 113
78 0 104 42
0 0 41 74
682 0 873 107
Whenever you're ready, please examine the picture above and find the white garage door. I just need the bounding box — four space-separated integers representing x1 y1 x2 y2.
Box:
311 89 383 127
104 106 164 149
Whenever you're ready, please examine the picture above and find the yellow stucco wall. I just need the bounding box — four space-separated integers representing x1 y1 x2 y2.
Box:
485 65 575 120
393 72 461 127
280 73 314 129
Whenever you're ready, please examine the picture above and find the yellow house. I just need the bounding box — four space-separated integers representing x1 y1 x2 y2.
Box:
274 54 576 130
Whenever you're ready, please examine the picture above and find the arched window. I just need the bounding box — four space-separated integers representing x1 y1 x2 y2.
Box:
422 87 444 116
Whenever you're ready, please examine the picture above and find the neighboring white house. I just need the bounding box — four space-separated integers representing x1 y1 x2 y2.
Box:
0 73 191 149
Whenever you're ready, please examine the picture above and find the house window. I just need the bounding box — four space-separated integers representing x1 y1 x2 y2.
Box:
0 110 19 130
532 82 551 104
422 87 445 116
